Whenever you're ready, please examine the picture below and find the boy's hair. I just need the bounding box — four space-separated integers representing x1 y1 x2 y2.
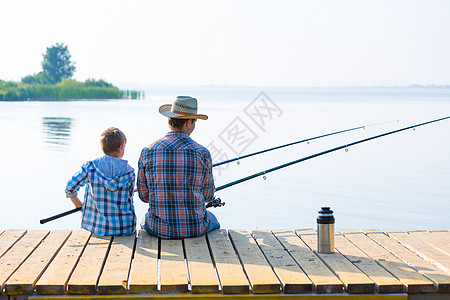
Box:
168 117 190 129
100 127 126 155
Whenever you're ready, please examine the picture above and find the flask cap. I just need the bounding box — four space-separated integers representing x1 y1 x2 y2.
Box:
317 207 335 224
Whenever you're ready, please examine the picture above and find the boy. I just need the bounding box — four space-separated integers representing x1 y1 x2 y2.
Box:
65 127 136 236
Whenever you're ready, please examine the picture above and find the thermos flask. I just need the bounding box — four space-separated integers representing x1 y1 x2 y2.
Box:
317 207 335 253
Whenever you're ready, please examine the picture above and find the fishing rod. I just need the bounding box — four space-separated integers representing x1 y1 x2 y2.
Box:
40 117 446 224
215 116 450 192
212 120 397 167
40 207 81 224
39 198 224 224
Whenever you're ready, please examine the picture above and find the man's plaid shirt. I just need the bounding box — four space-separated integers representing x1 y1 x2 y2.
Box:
137 131 215 239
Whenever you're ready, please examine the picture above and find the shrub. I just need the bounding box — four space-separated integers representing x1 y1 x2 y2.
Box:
21 72 49 85
5 89 20 101
83 78 114 88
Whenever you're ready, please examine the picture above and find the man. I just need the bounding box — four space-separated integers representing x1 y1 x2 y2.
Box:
137 96 220 239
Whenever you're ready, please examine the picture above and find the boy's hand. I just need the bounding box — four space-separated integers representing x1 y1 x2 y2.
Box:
70 197 83 208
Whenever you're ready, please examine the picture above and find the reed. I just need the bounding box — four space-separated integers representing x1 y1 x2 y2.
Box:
0 79 143 101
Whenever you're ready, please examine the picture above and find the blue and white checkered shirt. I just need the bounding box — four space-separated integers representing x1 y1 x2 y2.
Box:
65 155 136 236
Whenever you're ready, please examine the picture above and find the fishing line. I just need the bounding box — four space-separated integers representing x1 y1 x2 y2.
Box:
215 116 449 191
212 120 397 167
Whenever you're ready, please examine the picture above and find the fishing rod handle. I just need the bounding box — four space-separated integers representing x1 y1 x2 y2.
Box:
40 207 81 224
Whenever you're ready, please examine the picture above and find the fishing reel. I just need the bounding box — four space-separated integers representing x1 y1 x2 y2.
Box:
206 196 225 208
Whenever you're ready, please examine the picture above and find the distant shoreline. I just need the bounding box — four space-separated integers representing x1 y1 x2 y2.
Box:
117 84 450 90
0 79 144 101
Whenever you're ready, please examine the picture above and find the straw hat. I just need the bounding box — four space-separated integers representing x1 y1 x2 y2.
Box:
159 96 208 120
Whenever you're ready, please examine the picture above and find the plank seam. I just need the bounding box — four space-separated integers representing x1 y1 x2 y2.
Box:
408 231 450 256
1 231 50 290
94 236 114 292
334 234 384 293
378 232 426 273
355 231 438 291
295 231 347 288
417 269 448 291
0 230 27 260
366 231 444 292
271 230 315 289
251 232 281 277
251 231 285 292
181 239 192 291
30 230 73 289
62 233 92 293
124 235 137 291
341 232 406 283
157 237 161 291
205 232 223 292
385 231 450 275
227 230 254 292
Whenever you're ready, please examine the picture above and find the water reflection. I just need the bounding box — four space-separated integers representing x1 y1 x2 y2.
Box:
42 117 73 149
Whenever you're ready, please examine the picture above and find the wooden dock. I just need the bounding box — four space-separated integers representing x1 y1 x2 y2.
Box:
0 228 449 299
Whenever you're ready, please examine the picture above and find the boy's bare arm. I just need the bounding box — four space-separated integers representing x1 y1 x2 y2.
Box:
70 197 83 208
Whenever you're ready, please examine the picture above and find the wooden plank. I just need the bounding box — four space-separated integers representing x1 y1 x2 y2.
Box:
229 230 281 294
160 238 188 293
273 230 343 294
385 230 450 274
294 229 321 252
0 229 26 258
252 230 312 294
0 230 49 293
184 235 219 293
334 231 404 293
67 235 112 294
296 229 375 294
35 230 91 295
359 229 450 293
128 230 158 294
19 294 409 300
430 230 450 244
97 234 136 294
408 230 450 255
4 230 72 295
206 229 249 294
356 230 436 293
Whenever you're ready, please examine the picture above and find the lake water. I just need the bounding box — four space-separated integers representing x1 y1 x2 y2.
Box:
1 86 449 231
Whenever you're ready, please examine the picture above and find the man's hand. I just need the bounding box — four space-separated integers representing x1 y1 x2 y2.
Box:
70 197 83 208
206 197 225 208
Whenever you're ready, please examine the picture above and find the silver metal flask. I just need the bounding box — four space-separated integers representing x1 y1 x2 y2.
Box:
317 207 335 254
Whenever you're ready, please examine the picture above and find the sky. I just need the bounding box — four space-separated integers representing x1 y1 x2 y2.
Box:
1 0 450 88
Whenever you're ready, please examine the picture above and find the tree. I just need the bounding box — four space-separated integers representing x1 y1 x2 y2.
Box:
41 43 76 84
